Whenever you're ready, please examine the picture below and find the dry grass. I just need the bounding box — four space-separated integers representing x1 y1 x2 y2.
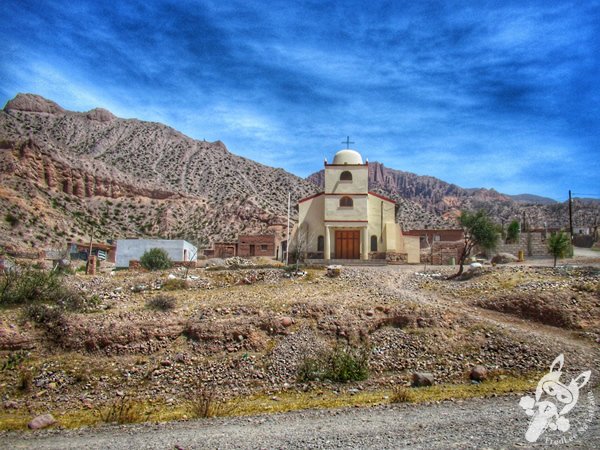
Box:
187 385 236 419
0 373 541 431
98 395 147 424
390 386 416 403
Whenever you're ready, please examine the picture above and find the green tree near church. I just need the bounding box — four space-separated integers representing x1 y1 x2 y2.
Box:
506 219 520 244
547 231 571 267
451 210 499 279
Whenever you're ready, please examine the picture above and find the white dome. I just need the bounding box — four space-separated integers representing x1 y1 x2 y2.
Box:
332 149 363 165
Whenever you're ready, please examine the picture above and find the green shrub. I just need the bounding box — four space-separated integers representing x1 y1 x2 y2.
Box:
0 266 94 311
25 303 65 326
140 248 172 271
146 295 177 311
548 232 572 267
506 220 520 244
0 268 64 305
1 351 29 371
297 345 370 383
5 213 19 227
162 278 188 291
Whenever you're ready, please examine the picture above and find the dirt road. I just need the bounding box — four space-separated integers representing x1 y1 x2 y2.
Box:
2 393 598 449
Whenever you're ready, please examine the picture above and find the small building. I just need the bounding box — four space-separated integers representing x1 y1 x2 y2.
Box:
68 241 116 263
116 239 197 268
210 242 238 258
292 147 419 263
237 234 277 258
573 226 591 235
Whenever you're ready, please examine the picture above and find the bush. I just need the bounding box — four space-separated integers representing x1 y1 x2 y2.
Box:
146 295 177 311
1 351 29 371
25 303 66 326
58 292 101 312
547 232 572 267
390 386 416 403
162 278 188 291
140 248 172 271
0 268 67 305
505 220 520 244
18 369 33 392
99 395 145 424
297 345 370 383
188 385 234 419
5 213 19 227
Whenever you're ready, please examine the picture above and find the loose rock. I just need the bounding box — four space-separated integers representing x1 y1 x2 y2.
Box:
412 372 434 387
28 414 56 430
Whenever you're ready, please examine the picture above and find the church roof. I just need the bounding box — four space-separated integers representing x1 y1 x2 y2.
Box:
298 192 324 203
332 149 363 165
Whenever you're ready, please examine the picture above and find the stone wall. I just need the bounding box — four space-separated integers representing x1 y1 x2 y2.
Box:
386 252 408 264
494 232 549 257
369 252 387 260
420 241 464 265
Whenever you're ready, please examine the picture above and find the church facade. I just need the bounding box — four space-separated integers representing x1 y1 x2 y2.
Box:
293 148 419 263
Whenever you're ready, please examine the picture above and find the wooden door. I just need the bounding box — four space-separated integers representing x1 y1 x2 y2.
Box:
249 245 255 256
335 230 360 259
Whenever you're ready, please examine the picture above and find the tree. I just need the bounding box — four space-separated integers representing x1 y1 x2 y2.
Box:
140 248 172 271
506 220 520 244
547 232 571 267
451 210 499 278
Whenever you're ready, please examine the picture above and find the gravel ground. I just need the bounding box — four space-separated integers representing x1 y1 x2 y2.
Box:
2 393 598 449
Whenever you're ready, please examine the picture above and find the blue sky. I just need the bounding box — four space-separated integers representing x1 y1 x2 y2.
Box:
1 0 599 201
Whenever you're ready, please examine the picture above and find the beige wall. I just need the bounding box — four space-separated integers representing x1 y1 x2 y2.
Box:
404 236 420 263
298 194 325 252
325 166 368 194
325 195 368 221
367 194 397 252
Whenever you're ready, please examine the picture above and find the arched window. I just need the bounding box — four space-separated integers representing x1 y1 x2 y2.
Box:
371 235 378 252
317 235 324 252
340 171 352 181
339 196 353 207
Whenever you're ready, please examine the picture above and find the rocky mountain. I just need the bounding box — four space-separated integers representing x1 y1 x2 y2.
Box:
307 162 599 231
507 194 557 205
1 93 597 253
0 94 318 251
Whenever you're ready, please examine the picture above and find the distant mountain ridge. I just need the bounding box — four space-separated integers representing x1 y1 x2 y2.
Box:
507 194 557 205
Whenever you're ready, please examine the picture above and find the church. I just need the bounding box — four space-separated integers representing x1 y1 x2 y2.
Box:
292 147 419 263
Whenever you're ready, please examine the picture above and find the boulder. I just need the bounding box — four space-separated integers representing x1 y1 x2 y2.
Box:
470 365 488 382
411 372 434 387
280 317 293 327
5 94 65 114
28 413 56 430
326 265 342 277
491 253 519 265
85 108 115 122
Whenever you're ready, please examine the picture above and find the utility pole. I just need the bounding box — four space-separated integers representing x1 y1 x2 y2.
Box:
286 192 290 265
85 226 95 275
568 190 574 241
